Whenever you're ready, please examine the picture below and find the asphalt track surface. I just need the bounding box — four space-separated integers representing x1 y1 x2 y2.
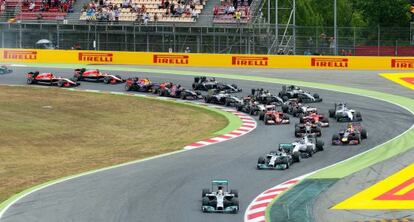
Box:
0 67 413 222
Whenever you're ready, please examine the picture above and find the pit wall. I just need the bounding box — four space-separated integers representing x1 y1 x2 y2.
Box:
1 48 414 70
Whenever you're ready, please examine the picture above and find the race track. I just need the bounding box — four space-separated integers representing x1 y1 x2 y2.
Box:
0 66 412 222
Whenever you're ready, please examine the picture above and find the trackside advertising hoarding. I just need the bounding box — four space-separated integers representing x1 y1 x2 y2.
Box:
1 48 414 70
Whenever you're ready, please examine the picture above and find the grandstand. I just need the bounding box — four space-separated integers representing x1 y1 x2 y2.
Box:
0 0 253 24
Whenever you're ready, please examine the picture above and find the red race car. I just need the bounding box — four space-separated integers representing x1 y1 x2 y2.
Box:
299 111 329 127
26 72 80 87
261 105 290 125
74 68 125 84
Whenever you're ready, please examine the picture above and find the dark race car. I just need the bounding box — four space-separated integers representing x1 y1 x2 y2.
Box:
192 76 242 93
251 88 284 106
124 77 159 92
74 68 125 84
236 97 263 115
204 89 242 106
332 123 368 145
201 179 239 214
281 99 317 117
299 111 330 127
257 148 297 170
279 85 322 103
158 82 201 100
26 71 80 87
294 122 322 137
0 65 12 74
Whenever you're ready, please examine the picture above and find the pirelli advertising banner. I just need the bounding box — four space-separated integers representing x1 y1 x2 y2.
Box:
1 48 414 70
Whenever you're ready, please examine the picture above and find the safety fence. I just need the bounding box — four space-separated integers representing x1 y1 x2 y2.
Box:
2 48 414 70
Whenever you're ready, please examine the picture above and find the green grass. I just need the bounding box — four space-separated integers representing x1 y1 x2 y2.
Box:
0 85 228 203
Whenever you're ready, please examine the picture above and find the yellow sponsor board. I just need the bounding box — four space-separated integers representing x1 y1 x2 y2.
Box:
333 163 414 210
2 48 414 70
380 73 414 91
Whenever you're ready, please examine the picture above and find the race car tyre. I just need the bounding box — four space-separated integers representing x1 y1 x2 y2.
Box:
299 115 304 123
26 78 34 84
332 134 340 144
103 76 111 84
180 92 186 100
125 84 132 91
306 147 313 157
294 128 301 137
192 83 196 90
231 198 239 213
204 96 210 103
282 96 288 101
292 152 300 162
57 80 64 87
202 189 210 197
356 112 362 121
230 189 239 198
202 197 209 206
313 93 320 99
264 116 269 125
259 112 264 121
236 105 242 111
361 129 368 139
316 139 324 151
224 99 231 107
315 127 322 137
258 157 265 165
282 105 288 113
329 109 335 118
158 89 164 97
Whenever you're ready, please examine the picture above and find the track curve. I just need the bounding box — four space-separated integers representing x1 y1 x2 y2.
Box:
0 66 413 222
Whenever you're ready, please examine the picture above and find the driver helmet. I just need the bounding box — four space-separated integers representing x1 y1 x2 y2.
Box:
217 186 224 195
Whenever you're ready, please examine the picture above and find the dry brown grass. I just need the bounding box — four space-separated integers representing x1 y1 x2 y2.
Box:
0 86 227 202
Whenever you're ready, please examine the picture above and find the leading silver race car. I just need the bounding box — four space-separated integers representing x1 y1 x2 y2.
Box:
329 102 362 122
257 145 300 170
201 180 239 214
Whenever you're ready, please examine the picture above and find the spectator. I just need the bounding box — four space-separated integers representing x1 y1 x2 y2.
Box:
133 3 139 12
176 4 183 16
164 0 169 10
169 3 175 16
114 7 119 22
154 13 158 23
29 1 36 11
227 5 235 14
277 49 284 55
329 37 335 54
191 8 197 18
234 9 241 22
184 46 191 53
159 0 164 8
141 4 146 13
347 50 353 56
122 0 129 8
213 5 218 16
0 1 5 12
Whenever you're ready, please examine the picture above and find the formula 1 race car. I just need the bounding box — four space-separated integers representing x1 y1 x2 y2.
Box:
192 76 242 93
282 99 317 117
251 88 284 106
294 122 322 137
0 65 12 74
201 179 239 214
332 123 368 145
260 105 290 125
290 135 324 158
279 85 322 103
73 68 125 84
329 102 362 122
158 82 201 100
257 148 297 170
236 97 264 115
299 111 330 127
204 89 243 106
26 71 80 87
124 77 159 92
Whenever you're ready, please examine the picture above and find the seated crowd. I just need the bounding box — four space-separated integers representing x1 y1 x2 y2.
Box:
213 0 250 23
5 0 74 20
80 0 204 22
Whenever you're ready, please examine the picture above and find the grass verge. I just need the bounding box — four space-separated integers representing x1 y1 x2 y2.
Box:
0 85 227 203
